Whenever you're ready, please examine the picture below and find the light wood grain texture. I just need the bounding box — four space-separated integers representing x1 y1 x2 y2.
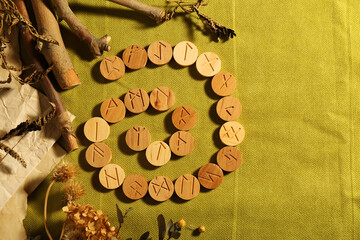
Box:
125 126 151 151
99 164 125 189
216 96 242 121
149 86 175 111
219 121 245 146
122 44 148 70
174 174 200 200
172 105 197 131
85 142 112 168
124 88 150 113
196 52 221 77
146 141 171 166
83 117 110 142
169 131 195 156
217 146 242 172
198 163 223 189
100 56 125 81
211 72 237 96
100 98 126 123
122 174 148 200
147 40 173 65
148 176 174 202
173 41 198 66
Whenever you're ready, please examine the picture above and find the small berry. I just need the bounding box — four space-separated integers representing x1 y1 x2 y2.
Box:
198 226 206 233
177 219 186 228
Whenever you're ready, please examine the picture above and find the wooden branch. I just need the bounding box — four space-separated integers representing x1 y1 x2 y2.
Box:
49 0 111 58
31 0 81 90
107 0 165 23
14 0 78 152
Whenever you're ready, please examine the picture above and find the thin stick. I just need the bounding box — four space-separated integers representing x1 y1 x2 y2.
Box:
31 0 81 90
44 180 56 240
49 0 111 58
107 0 165 22
14 0 78 152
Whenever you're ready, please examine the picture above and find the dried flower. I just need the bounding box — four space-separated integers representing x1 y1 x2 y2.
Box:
53 161 76 182
63 202 118 239
177 219 186 228
62 221 86 240
198 225 206 233
64 181 85 203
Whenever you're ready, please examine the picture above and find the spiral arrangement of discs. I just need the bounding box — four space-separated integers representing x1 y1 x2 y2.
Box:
83 40 245 202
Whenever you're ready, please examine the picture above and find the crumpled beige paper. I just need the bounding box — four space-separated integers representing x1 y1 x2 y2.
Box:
0 144 66 240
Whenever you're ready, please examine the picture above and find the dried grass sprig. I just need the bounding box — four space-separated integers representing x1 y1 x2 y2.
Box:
0 141 26 167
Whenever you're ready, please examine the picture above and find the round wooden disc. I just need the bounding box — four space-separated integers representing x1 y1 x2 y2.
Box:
124 88 150 114
147 40 173 65
100 98 126 123
216 96 242 121
169 131 195 156
219 121 245 146
211 72 237 96
99 164 125 189
173 41 198 66
217 146 243 172
146 141 171 166
122 174 148 200
198 163 223 189
125 126 151 151
85 142 112 168
148 176 174 202
196 52 221 77
100 56 125 81
172 106 197 131
149 86 175 111
122 45 148 70
83 117 110 142
174 174 200 200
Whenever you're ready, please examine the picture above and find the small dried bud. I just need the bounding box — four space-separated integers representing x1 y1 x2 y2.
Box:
64 181 85 203
198 225 206 233
177 219 186 228
53 162 76 182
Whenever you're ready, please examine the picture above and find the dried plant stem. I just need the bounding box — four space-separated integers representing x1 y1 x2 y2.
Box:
14 0 78 152
107 0 165 22
44 180 56 240
49 0 111 58
59 219 67 240
31 0 81 89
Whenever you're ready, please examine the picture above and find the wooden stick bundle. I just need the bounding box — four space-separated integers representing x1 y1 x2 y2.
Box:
14 0 78 152
31 0 81 90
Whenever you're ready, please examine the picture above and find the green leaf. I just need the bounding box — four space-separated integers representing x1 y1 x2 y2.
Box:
140 231 150 240
172 232 181 239
116 204 124 225
167 219 175 238
157 214 166 240
124 207 133 218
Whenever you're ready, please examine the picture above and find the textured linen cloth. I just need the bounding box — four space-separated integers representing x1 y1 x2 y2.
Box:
24 0 360 239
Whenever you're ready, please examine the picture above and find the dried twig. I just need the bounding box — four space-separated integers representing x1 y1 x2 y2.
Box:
0 141 26 167
49 0 111 58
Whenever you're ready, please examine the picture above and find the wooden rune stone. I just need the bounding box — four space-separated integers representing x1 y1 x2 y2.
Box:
216 96 242 121
172 105 197 131
83 117 110 142
196 52 221 77
211 72 237 96
85 142 112 168
99 164 125 190
148 176 174 202
219 121 245 146
169 131 195 156
124 88 150 114
146 141 171 166
217 146 243 172
122 174 148 200
174 174 200 200
147 40 173 65
149 86 175 111
122 44 148 70
198 163 223 189
100 56 125 81
125 126 151 151
100 98 126 123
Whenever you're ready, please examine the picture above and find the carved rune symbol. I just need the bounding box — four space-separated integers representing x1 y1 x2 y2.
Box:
130 181 143 196
104 168 120 188
179 107 190 125
104 58 121 76
92 144 105 163
156 87 169 104
129 90 145 109
203 53 219 72
222 126 241 141
151 178 171 196
220 74 232 89
127 45 141 63
156 142 167 161
181 175 195 195
224 153 238 168
133 127 146 146
154 42 166 60
198 171 222 183
176 132 187 151
225 106 235 116
105 98 118 115
184 42 193 61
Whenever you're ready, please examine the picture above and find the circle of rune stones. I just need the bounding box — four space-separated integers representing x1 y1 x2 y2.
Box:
84 40 245 202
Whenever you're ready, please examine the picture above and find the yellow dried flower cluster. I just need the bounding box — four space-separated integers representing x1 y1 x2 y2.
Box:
53 162 77 182
62 202 118 240
64 181 85 203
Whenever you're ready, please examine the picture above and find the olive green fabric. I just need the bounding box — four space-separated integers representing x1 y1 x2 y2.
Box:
24 0 360 239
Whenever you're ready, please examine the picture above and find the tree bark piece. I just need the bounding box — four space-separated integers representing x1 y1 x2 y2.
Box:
49 0 111 58
107 0 165 22
14 0 79 152
31 0 81 90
